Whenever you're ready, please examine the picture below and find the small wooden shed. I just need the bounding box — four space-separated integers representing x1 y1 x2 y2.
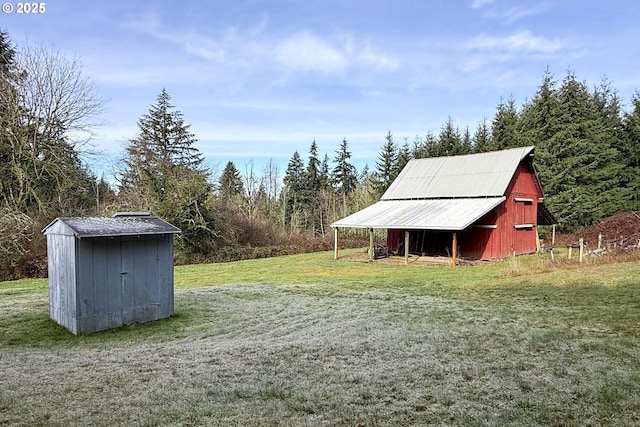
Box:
43 212 181 335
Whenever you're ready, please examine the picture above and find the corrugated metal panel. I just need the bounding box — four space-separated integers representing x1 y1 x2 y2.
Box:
382 146 535 200
331 197 505 231
43 216 181 238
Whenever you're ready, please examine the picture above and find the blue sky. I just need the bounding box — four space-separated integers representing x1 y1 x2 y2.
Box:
3 0 640 181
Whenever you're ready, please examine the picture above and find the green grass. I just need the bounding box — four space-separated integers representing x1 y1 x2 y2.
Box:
1 248 640 426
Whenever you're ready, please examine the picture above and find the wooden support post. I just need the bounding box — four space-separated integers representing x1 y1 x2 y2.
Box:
552 224 556 246
333 227 338 261
579 238 584 263
598 233 603 250
568 246 572 259
404 231 409 265
368 228 374 261
452 232 457 266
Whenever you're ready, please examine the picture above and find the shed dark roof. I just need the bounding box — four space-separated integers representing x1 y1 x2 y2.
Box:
43 215 181 238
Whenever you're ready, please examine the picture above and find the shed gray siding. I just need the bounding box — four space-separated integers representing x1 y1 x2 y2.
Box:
44 215 179 334
47 230 78 333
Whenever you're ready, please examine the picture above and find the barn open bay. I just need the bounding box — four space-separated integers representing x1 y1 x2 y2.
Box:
2 250 640 426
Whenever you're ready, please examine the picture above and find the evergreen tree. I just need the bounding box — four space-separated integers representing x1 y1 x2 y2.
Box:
396 139 412 175
0 29 16 74
472 118 492 152
536 71 623 230
622 92 640 210
301 140 323 231
332 138 358 196
96 176 116 210
332 138 358 215
122 89 205 197
414 131 438 158
519 69 560 149
359 164 371 186
519 70 562 208
491 95 520 150
303 140 321 197
461 126 473 154
282 150 305 227
0 30 19 204
218 161 244 198
121 89 214 254
436 117 465 156
319 154 330 190
591 77 628 212
283 151 304 188
372 131 398 196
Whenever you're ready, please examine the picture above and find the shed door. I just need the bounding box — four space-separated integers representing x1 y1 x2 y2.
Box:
120 238 162 325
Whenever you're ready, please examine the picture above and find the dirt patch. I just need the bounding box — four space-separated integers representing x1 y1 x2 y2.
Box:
554 211 640 249
340 250 477 266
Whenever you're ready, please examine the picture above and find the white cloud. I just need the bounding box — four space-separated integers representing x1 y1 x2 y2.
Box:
499 7 543 24
122 13 227 61
275 32 349 73
121 13 399 81
362 89 385 98
183 36 224 60
468 31 567 54
358 42 400 70
470 0 498 9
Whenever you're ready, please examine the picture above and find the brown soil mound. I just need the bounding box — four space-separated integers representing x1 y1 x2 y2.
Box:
554 210 640 249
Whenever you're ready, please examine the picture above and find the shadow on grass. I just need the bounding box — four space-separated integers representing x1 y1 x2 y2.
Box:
0 310 195 348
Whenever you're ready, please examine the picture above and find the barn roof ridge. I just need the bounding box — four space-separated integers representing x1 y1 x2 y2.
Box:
381 146 535 200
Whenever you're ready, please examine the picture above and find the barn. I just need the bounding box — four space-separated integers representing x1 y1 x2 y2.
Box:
331 146 555 263
43 212 181 334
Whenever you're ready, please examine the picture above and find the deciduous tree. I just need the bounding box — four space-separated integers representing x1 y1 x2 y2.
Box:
0 38 103 216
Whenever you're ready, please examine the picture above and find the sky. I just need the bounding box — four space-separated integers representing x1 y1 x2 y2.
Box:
3 0 640 181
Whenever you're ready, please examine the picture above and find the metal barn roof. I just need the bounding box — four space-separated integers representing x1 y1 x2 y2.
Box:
43 215 181 238
381 146 535 200
331 197 505 231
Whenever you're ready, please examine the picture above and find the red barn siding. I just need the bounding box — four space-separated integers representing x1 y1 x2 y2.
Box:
385 162 543 260
474 162 541 259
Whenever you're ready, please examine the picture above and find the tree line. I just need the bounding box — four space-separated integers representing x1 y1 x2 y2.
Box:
281 69 639 236
1 28 639 280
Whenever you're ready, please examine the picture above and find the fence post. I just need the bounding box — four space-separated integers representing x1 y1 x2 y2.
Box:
452 232 458 266
568 246 572 259
368 228 374 261
404 231 409 265
579 238 584 263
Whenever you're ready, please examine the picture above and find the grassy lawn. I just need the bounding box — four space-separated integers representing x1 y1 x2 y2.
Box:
1 249 640 426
